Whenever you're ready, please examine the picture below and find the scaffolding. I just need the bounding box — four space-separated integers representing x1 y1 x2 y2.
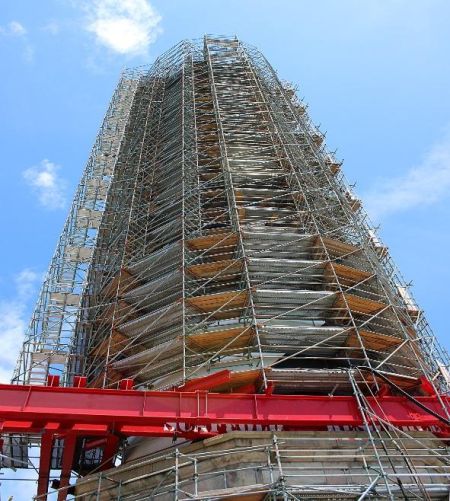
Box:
12 74 139 386
7 36 450 499
75 429 450 500
71 36 450 396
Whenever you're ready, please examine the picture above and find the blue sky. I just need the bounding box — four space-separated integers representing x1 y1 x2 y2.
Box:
0 0 450 496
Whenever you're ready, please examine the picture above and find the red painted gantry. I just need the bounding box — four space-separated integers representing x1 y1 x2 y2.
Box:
0 373 449 500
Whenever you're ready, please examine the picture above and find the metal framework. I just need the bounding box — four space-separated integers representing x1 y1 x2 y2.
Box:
4 35 450 500
12 73 140 386
74 36 450 396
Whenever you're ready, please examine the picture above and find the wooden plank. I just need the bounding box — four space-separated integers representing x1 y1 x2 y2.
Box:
89 330 141 357
312 133 324 147
186 291 248 319
406 326 418 339
326 161 341 175
101 268 136 299
187 326 255 350
349 199 361 212
197 122 217 131
384 374 420 390
89 331 128 357
236 207 246 220
334 293 386 315
345 192 362 212
213 369 260 393
89 367 124 389
314 236 360 258
97 300 135 325
362 372 420 390
203 208 230 222
186 232 238 251
187 259 242 279
325 262 372 286
345 329 403 351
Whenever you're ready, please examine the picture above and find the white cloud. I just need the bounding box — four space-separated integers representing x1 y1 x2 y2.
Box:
85 0 162 56
9 20 27 36
16 269 40 299
0 20 35 62
0 20 27 37
363 131 450 219
0 269 40 383
42 20 61 35
23 159 67 210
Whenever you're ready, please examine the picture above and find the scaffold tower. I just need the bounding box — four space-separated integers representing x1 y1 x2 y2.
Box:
4 35 450 500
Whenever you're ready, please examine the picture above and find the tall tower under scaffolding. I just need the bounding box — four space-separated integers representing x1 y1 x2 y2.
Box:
9 36 450 499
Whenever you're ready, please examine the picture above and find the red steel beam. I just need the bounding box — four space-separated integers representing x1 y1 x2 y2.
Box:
0 383 449 434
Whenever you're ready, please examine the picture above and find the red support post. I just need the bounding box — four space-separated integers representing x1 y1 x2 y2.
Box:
37 431 54 501
118 379 134 391
73 376 87 388
47 375 60 387
99 434 120 471
57 434 77 501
